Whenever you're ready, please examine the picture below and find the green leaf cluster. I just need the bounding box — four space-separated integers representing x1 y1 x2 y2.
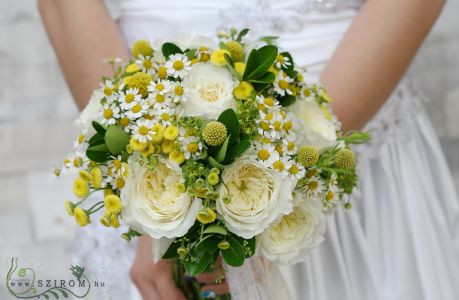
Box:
86 121 130 163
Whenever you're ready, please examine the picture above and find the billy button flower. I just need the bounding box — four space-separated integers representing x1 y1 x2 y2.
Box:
130 137 148 151
161 139 175 154
78 170 93 182
169 150 186 165
151 124 165 144
90 167 103 189
164 125 179 141
104 194 122 215
196 207 217 224
202 121 227 146
73 177 89 198
131 39 154 59
207 172 220 185
297 146 320 168
233 81 254 100
74 207 90 227
335 148 356 170
226 41 244 62
210 49 230 66
64 200 76 216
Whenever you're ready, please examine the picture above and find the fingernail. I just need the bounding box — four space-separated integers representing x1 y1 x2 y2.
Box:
200 290 216 298
184 274 196 282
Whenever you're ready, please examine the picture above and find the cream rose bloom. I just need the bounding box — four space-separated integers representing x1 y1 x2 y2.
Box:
181 63 237 119
216 156 297 239
74 90 103 135
289 98 337 152
258 192 326 265
121 156 202 240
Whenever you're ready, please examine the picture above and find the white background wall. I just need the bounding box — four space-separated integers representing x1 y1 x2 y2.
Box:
0 0 458 282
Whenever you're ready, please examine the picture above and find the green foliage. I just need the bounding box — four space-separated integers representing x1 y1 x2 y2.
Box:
217 109 240 146
236 28 249 42
215 136 230 162
86 144 110 163
203 225 228 235
221 235 245 267
162 42 182 58
338 131 372 144
243 45 278 81
105 126 130 155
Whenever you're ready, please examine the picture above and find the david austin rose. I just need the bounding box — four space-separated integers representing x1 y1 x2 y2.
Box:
259 192 326 264
289 98 337 151
121 156 202 241
181 62 237 119
216 156 297 239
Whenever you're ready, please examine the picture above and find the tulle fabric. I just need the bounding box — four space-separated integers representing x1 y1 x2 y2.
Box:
74 1 459 299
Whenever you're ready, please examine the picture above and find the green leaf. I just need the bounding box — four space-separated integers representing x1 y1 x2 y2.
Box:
215 136 230 162
162 42 182 59
195 235 221 253
221 235 245 267
88 133 105 147
280 51 294 71
184 249 214 275
236 28 249 42
86 144 110 163
209 157 226 169
105 126 130 155
243 45 278 81
162 241 180 259
203 225 228 236
92 121 106 135
224 139 251 162
231 234 256 258
185 48 198 60
278 94 297 107
224 53 234 68
218 109 239 146
248 72 275 84
259 36 279 45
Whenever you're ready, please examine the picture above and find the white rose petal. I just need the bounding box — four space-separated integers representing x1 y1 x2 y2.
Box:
181 63 237 119
152 237 174 263
289 98 337 152
259 192 326 265
217 156 297 239
121 156 202 239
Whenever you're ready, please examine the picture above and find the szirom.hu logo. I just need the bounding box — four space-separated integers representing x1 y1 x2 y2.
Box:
5 258 105 299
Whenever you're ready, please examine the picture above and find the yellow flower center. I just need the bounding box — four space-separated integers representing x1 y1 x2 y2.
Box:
261 122 270 131
161 113 170 121
289 165 299 175
156 94 165 103
120 117 130 127
174 86 184 96
278 79 289 90
325 191 334 202
138 126 149 136
283 121 293 131
257 149 270 161
78 134 85 144
275 145 283 155
125 93 135 103
273 160 285 171
143 60 153 69
187 143 199 153
173 60 184 70
308 181 318 190
264 98 274 107
113 160 122 169
156 83 164 91
103 87 112 96
274 121 282 131
276 54 284 63
265 113 273 121
116 177 125 189
157 66 167 79
287 141 295 151
103 109 113 119
132 104 142 113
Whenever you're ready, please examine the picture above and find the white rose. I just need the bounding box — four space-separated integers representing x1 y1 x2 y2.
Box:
181 63 237 119
289 98 337 151
216 156 297 239
258 192 326 265
74 90 103 135
121 156 202 240
152 237 174 263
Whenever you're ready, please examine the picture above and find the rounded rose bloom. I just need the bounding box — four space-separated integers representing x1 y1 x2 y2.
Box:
121 156 202 239
181 62 237 119
289 98 337 152
258 192 326 265
216 156 297 239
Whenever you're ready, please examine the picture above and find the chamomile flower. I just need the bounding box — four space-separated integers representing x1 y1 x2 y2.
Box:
125 99 149 120
170 81 187 103
254 142 279 167
63 154 89 171
154 105 175 127
118 112 132 132
256 95 280 111
272 156 293 177
135 54 157 74
324 184 341 204
101 80 117 102
119 88 142 110
306 176 325 198
110 176 126 190
166 54 191 79
148 80 171 96
282 134 298 155
101 102 120 125
275 54 291 69
288 162 306 180
180 136 203 159
107 155 127 178
273 71 293 96
197 46 211 62
131 119 155 143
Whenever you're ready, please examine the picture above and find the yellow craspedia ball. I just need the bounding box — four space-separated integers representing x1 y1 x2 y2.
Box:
64 200 76 216
196 207 217 224
105 194 122 215
234 62 246 77
202 121 227 146
233 81 254 100
210 49 230 66
74 207 90 227
226 41 244 62
73 178 89 198
335 148 356 170
131 39 153 58
297 146 320 168
126 72 152 97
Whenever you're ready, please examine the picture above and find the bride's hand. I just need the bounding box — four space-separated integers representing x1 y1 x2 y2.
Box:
131 236 186 300
195 256 230 298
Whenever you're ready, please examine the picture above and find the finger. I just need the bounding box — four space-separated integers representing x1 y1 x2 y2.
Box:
153 261 187 300
136 280 162 300
200 281 230 297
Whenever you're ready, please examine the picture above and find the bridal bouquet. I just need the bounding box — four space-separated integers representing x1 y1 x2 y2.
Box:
60 28 369 286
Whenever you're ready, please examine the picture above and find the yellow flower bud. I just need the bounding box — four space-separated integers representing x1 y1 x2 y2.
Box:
74 207 90 227
64 200 75 216
169 150 185 165
73 178 89 198
233 81 254 100
210 49 230 66
109 214 121 228
164 125 179 140
90 167 102 189
234 62 246 77
161 139 174 154
151 124 165 144
105 194 122 215
126 63 140 73
297 146 320 168
207 173 219 185
130 137 148 151
196 207 217 224
100 215 111 227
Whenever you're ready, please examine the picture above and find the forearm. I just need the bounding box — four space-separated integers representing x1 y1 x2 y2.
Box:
321 0 445 131
38 0 129 110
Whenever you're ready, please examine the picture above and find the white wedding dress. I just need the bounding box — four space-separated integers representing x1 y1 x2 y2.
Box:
75 0 459 299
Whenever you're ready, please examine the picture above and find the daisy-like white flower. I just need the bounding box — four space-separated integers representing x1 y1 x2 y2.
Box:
110 176 126 190
197 46 211 63
119 88 142 110
275 54 292 69
180 136 203 159
148 80 173 105
101 80 118 102
306 176 325 198
131 119 155 143
135 54 157 74
282 134 298 155
118 112 132 133
170 81 188 103
324 183 341 205
125 99 149 120
166 54 191 79
273 71 293 97
107 155 127 178
272 156 293 177
63 154 89 171
100 102 120 125
153 105 176 127
287 161 306 180
254 141 279 168
256 95 280 111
